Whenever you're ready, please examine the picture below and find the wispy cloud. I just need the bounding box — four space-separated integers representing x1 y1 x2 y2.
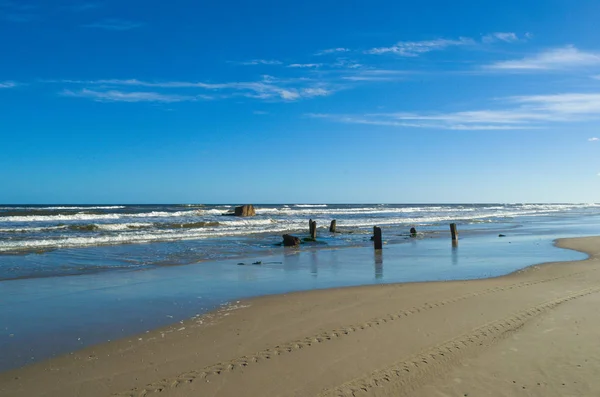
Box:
589 137 599 141
288 63 322 68
331 59 363 69
238 59 283 66
486 46 600 70
83 18 142 30
54 76 334 102
61 89 203 103
309 92 600 130
365 37 474 56
482 32 520 44
315 48 350 56
253 110 269 115
0 81 17 88
342 69 410 81
510 93 600 114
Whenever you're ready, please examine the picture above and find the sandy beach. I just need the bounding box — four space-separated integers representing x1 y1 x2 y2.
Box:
1 236 600 397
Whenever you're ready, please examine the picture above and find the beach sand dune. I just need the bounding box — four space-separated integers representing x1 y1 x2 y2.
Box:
1 237 600 397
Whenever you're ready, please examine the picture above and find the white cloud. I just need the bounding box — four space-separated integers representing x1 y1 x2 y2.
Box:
589 137 599 141
331 59 363 69
288 63 322 68
510 93 600 114
315 48 350 56
309 91 600 130
486 46 600 70
238 59 283 66
61 89 202 103
342 69 410 81
83 19 142 30
365 37 474 56
55 76 334 102
0 81 17 88
253 110 269 115
482 32 520 43
307 113 527 130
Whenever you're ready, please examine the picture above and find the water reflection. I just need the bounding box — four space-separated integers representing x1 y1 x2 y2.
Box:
451 242 458 266
374 250 383 278
311 250 318 277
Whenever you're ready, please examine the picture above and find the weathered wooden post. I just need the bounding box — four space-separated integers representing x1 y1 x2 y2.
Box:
310 220 317 239
373 226 382 250
450 223 458 242
329 220 337 233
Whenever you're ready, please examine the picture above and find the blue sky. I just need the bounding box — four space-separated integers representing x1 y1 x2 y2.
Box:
1 0 600 204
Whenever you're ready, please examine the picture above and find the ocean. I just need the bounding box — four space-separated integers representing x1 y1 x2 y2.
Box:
1 203 600 371
1 203 599 280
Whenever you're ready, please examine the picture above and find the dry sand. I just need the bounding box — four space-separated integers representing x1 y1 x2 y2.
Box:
2 236 600 397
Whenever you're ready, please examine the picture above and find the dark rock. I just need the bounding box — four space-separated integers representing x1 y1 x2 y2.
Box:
237 262 245 266
252 261 262 265
234 205 256 217
499 234 506 237
410 227 417 237
282 234 301 246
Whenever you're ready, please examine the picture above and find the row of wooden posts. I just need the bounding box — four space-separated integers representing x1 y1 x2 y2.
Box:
308 219 459 249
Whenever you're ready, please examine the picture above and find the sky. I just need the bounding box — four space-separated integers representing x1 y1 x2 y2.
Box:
1 0 600 204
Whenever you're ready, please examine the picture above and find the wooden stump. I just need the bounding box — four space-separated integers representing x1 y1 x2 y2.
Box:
450 223 458 242
329 220 337 233
310 220 317 239
373 226 382 250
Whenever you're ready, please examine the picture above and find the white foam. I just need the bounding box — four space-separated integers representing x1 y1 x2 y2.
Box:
0 225 69 233
0 210 200 223
95 223 154 231
0 206 126 211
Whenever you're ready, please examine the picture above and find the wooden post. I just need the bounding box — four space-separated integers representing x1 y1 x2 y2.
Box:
450 223 458 242
329 220 337 233
310 221 317 239
373 226 382 250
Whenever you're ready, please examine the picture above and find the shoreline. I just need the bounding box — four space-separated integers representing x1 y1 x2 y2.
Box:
2 236 600 396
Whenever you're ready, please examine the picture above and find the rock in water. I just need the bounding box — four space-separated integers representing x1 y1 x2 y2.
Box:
410 227 417 237
234 205 256 217
282 234 301 246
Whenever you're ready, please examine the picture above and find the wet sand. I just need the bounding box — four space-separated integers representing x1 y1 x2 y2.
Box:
1 236 600 397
